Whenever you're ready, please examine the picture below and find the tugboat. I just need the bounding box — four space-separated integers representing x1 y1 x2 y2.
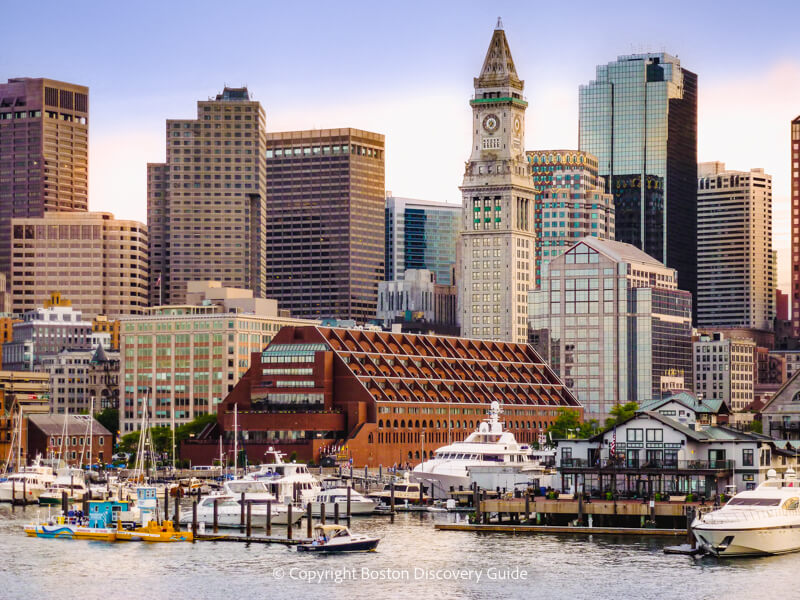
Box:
297 524 380 553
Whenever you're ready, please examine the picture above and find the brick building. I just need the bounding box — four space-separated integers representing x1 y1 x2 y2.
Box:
27 413 112 466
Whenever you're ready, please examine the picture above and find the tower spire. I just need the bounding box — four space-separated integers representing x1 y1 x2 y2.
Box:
476 22 522 89
496 16 503 30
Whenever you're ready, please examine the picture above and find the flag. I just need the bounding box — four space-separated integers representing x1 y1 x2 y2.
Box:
155 274 162 286
610 427 616 459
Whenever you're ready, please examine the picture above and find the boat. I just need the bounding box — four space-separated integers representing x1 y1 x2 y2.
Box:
38 468 90 505
248 448 321 504
368 472 429 504
0 459 56 503
311 487 377 516
297 524 380 553
693 468 800 556
114 519 193 543
410 401 545 499
182 493 303 528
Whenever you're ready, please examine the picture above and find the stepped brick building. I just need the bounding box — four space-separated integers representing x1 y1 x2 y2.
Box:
184 326 580 467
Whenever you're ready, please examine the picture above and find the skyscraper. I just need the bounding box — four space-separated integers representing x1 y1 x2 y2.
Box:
459 21 536 343
791 116 800 337
527 149 615 286
579 54 697 319
0 78 89 278
385 195 460 285
147 87 267 306
264 128 385 322
697 162 774 331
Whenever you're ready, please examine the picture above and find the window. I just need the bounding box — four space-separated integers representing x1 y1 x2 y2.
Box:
645 429 662 442
742 449 754 467
626 428 643 442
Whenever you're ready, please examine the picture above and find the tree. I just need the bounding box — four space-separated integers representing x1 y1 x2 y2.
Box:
749 419 763 434
547 409 599 440
95 408 119 446
604 402 638 430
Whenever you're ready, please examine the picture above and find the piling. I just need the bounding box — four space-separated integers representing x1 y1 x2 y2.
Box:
213 498 219 533
474 486 481 524
61 491 68 514
174 497 181 529
306 502 313 538
22 478 26 506
334 502 340 524
687 507 696 548
192 500 198 540
320 502 326 525
265 500 272 536
346 486 352 526
379 465 382 480
81 496 89 517
240 492 245 533
164 488 170 523
287 505 293 540
246 501 252 538
578 492 584 525
419 481 424 505
11 480 15 508
524 493 531 522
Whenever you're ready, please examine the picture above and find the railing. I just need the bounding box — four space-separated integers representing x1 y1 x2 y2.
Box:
560 458 735 471
698 508 799 525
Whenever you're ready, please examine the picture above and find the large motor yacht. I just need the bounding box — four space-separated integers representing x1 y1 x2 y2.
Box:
410 402 540 499
693 468 800 556
247 448 321 505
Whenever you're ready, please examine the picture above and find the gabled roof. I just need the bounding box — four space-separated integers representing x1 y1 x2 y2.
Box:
91 343 109 363
28 414 111 436
586 411 763 444
572 236 667 269
476 21 522 89
761 369 800 412
639 391 729 415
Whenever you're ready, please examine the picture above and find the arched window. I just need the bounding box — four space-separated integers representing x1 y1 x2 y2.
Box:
378 420 383 428
415 451 420 459
368 433 374 443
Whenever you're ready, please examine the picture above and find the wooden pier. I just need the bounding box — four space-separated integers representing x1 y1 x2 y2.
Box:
435 523 685 536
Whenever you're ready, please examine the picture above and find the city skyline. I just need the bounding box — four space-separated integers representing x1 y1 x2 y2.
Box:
2 1 798 290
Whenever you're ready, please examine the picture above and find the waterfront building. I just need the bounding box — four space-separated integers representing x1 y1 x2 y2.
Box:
527 149 615 286
384 194 460 285
27 414 112 466
8 211 148 318
36 345 119 415
557 409 782 497
182 325 580 467
459 21 537 343
0 78 89 279
265 128 385 322
792 116 800 336
579 54 698 317
147 86 267 306
2 294 99 371
761 371 800 440
529 237 693 422
697 162 774 331
0 370 49 466
376 269 458 335
692 333 755 424
0 274 8 314
639 391 729 427
119 281 316 432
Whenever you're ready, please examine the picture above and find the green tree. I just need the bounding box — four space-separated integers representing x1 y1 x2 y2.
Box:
547 409 599 440
95 408 119 446
749 419 763 434
604 402 638 430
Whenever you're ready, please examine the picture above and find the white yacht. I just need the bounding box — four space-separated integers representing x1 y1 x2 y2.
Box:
368 473 429 504
39 468 90 505
693 468 800 556
0 461 56 503
311 487 377 516
247 448 321 505
410 402 539 499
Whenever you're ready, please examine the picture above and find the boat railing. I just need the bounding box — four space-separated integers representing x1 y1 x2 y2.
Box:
698 508 800 524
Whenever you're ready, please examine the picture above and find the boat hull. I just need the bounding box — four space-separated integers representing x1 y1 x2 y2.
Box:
311 500 376 516
693 524 800 556
409 471 469 500
0 486 45 503
297 538 380 552
24 524 117 541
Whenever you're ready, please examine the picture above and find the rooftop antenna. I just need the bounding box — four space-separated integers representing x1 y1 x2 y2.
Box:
496 16 503 30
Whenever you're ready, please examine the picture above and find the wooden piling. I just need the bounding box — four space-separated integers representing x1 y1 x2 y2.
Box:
524 493 531 522
240 492 245 533
174 497 180 529
246 501 252 538
287 504 293 540
334 502 339 524
164 487 170 523
346 486 352 526
11 480 15 508
320 502 326 525
61 491 68 514
213 498 219 533
192 500 198 540
22 478 26 506
419 481 424 505
306 502 312 538
389 482 395 524
265 500 272 536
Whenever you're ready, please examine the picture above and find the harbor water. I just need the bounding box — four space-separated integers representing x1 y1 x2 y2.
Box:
1 503 797 600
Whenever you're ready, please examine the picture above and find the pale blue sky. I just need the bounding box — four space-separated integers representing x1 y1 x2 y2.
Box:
2 0 799 287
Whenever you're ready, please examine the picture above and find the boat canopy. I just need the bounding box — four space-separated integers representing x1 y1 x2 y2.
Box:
315 524 348 535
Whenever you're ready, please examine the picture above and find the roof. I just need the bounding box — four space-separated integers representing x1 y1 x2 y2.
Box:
27 414 111 436
314 524 348 534
91 343 109 363
761 369 800 413
574 236 667 269
639 391 728 415
476 23 522 88
588 411 763 444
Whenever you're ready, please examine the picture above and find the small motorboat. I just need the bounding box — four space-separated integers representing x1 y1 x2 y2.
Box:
297 524 380 553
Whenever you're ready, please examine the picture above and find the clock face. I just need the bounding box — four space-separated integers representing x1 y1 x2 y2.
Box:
514 117 521 133
482 113 500 133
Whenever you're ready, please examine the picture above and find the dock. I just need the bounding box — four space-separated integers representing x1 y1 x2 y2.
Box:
195 533 307 545
435 523 685 536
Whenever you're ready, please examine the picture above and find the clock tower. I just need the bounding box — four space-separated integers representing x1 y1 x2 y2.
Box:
459 20 536 343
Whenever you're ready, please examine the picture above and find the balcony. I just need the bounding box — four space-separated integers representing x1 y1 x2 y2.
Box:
560 458 734 472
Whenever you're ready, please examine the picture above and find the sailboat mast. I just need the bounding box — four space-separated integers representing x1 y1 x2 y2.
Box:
88 396 94 470
171 405 176 471
233 403 238 476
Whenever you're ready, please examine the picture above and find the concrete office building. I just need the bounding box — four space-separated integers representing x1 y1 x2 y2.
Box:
527 149 615 286
376 269 458 335
385 195 460 286
119 281 316 432
529 237 693 422
693 333 755 420
579 54 698 319
460 21 537 343
9 211 148 318
0 78 89 279
37 345 120 415
265 128 385 322
697 162 774 331
148 87 267 306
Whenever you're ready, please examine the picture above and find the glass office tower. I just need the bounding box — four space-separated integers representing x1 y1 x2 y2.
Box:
579 53 697 320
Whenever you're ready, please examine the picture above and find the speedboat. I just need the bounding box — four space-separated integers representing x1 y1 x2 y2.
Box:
693 468 800 556
248 448 321 504
311 487 377 516
0 460 56 503
410 401 539 499
297 524 379 553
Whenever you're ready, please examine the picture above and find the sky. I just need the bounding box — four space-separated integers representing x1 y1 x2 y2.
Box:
3 0 799 290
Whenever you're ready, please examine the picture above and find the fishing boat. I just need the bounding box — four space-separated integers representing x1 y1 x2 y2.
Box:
693 468 800 556
297 524 380 553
